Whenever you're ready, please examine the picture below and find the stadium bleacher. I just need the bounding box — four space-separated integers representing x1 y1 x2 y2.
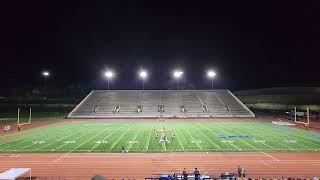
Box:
68 90 255 118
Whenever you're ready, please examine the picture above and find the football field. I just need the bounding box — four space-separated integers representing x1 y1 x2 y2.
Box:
0 121 320 152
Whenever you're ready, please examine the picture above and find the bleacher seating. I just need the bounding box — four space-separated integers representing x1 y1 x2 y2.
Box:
68 90 255 118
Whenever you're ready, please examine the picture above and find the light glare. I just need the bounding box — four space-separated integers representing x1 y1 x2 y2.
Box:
207 70 216 78
173 70 183 78
105 71 113 78
42 71 50 77
139 70 148 79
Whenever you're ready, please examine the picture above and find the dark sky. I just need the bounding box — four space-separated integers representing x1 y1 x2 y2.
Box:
1 0 320 94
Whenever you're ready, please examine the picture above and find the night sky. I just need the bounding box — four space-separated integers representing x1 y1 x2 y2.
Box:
1 1 320 95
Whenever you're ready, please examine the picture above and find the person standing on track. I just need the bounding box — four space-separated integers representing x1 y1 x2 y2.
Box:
182 168 188 180
121 146 125 154
241 167 246 177
237 165 242 177
194 168 200 180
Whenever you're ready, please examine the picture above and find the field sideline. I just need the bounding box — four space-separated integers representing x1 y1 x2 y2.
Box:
0 121 320 153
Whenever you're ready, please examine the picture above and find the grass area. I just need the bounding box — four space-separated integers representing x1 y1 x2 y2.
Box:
0 121 320 153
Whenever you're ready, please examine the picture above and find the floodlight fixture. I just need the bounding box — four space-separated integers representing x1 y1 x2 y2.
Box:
105 71 114 79
41 71 50 98
207 70 217 90
42 71 50 77
104 70 114 91
207 70 216 78
139 70 148 90
173 70 184 90
173 70 183 79
139 70 148 79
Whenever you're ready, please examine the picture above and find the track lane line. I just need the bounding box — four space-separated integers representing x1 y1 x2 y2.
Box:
261 152 280 161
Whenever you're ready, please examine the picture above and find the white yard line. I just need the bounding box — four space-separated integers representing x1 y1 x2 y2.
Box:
195 123 221 150
1 127 76 151
32 125 92 152
261 124 320 149
235 123 277 150
89 128 121 151
173 128 185 150
199 123 241 151
261 151 280 161
127 129 142 151
221 122 260 150
237 123 296 150
55 126 110 161
251 123 315 150
51 125 99 151
185 128 202 150
109 128 132 150
61 124 114 155
145 124 154 151
214 123 259 151
0 126 73 150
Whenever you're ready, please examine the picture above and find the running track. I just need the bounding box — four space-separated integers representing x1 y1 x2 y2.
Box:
1 152 320 179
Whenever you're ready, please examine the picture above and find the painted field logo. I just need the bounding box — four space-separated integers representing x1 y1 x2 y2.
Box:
218 135 249 138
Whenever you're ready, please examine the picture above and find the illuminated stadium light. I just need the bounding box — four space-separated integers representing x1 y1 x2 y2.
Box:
104 70 114 91
104 71 114 79
173 70 184 90
173 70 183 79
41 71 50 98
207 70 216 78
207 70 216 90
42 71 50 77
139 70 148 90
139 70 148 79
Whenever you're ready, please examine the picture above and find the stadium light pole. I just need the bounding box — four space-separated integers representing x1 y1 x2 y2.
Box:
42 71 50 95
104 71 114 91
207 70 216 90
139 70 148 90
173 70 183 90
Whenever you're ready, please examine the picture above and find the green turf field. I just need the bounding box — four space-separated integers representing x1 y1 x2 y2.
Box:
0 121 320 153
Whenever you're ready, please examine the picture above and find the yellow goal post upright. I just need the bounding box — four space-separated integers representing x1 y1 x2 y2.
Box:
294 106 310 126
17 107 32 126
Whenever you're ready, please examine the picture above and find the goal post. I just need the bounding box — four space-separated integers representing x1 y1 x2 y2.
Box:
17 107 32 126
294 106 310 125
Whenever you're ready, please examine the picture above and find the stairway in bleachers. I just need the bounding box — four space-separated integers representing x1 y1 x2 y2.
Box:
68 90 255 118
